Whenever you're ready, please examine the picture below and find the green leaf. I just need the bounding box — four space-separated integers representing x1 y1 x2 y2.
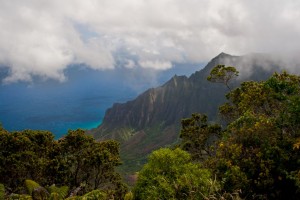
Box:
82 190 107 200
48 185 69 200
24 180 40 196
0 184 5 200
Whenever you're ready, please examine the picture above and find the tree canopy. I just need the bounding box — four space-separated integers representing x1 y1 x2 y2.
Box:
179 69 300 199
133 148 219 200
207 64 239 90
213 71 300 199
0 128 127 199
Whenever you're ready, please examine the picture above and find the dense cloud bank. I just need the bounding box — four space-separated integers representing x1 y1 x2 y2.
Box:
0 0 299 83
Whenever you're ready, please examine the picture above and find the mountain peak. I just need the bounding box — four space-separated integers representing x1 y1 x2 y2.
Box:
215 52 232 58
91 53 288 174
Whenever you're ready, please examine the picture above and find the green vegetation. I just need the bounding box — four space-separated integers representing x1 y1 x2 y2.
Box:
134 148 219 199
1 179 112 199
131 69 300 199
179 113 222 161
0 129 127 199
207 64 239 90
1 66 300 199
207 71 300 199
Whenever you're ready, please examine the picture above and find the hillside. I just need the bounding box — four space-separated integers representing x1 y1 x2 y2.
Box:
91 52 284 172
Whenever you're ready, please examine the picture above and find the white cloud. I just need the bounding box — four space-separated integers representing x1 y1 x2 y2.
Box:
0 0 299 82
139 60 172 70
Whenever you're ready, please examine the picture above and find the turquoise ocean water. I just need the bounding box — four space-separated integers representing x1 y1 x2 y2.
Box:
0 67 137 139
0 64 202 139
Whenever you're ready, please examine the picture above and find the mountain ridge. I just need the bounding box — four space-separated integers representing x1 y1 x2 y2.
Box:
92 52 231 137
90 52 290 173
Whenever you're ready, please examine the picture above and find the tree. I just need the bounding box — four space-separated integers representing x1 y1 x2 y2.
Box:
208 72 300 199
207 64 239 90
134 148 219 200
0 128 128 198
179 113 221 160
49 129 127 198
0 129 54 192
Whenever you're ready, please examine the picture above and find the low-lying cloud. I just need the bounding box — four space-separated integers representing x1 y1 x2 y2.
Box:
0 0 299 83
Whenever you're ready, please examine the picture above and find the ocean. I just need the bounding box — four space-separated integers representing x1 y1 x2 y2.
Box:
0 63 202 139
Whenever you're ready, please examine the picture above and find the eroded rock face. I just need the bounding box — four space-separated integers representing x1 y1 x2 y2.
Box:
91 52 287 172
93 53 225 139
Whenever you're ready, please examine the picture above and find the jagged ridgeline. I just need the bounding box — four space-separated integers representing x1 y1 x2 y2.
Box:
90 52 286 173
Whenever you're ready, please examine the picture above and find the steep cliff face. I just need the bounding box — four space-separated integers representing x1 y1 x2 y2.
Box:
91 52 286 172
102 75 190 129
93 53 230 140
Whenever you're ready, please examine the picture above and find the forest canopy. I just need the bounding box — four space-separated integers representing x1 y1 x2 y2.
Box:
0 128 127 199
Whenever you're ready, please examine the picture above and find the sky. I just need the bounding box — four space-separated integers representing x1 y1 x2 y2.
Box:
0 0 300 83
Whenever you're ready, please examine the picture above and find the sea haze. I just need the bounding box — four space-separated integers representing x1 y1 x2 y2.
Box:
0 63 202 139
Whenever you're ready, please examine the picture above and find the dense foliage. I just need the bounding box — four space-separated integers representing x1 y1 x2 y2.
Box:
180 71 300 199
213 72 300 199
133 70 300 199
134 148 219 199
0 179 113 200
180 113 222 161
0 128 127 199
